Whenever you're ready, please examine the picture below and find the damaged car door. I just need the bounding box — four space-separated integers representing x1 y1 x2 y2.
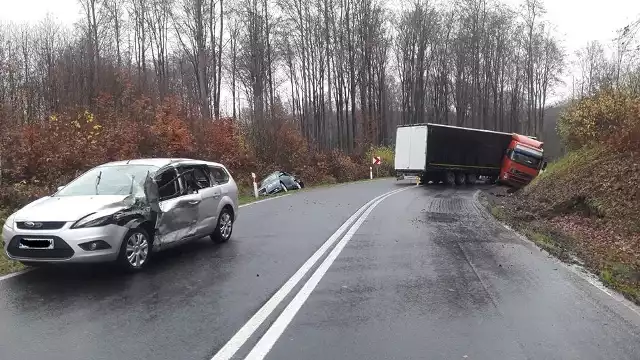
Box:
145 166 201 247
180 164 220 237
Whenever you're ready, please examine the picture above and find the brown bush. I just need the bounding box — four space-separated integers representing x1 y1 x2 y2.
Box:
0 95 380 214
558 90 640 151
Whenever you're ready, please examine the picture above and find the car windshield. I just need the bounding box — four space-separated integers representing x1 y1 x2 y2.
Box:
261 172 280 186
56 164 159 196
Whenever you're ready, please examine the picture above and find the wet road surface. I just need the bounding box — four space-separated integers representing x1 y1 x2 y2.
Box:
1 180 639 360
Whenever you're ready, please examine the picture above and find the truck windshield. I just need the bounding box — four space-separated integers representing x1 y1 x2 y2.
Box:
511 150 542 169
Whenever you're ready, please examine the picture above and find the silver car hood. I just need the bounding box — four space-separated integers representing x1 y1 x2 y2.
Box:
14 195 131 222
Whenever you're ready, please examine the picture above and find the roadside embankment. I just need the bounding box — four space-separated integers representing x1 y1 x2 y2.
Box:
484 90 640 304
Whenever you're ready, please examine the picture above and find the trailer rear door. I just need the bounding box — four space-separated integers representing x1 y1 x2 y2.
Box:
394 125 427 172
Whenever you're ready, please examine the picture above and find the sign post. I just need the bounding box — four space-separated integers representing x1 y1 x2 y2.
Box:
372 156 382 178
252 172 258 198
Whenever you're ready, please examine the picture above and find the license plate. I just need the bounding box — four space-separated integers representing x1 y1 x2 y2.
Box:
397 175 419 181
18 238 54 250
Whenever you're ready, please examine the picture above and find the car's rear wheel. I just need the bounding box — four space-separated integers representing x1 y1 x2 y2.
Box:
117 228 152 271
211 208 234 243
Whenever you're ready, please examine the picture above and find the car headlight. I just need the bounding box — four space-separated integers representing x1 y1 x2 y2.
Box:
72 211 124 229
3 213 16 230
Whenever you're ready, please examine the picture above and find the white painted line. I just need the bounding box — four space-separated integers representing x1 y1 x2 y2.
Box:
239 194 292 208
0 267 33 282
244 186 412 360
211 186 413 360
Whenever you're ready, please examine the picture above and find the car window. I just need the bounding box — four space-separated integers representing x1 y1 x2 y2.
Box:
177 166 203 194
156 168 180 200
209 166 230 185
193 166 212 188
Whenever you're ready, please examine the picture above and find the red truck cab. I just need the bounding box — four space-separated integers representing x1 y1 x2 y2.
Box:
499 134 544 187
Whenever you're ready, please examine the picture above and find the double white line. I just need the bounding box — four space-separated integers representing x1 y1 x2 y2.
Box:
212 185 413 360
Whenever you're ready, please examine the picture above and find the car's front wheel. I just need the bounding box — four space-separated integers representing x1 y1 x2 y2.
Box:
117 228 152 271
211 208 234 243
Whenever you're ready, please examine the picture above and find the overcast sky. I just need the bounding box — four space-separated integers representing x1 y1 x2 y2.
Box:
2 0 640 104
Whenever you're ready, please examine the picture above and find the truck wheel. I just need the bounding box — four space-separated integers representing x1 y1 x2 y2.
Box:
465 173 477 185
444 171 456 186
454 172 466 185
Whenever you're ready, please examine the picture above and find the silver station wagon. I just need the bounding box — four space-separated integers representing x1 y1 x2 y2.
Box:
2 158 239 271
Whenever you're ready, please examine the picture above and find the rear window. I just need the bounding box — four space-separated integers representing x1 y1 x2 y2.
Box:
209 166 230 185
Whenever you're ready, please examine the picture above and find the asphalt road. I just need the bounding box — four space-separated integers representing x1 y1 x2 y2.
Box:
1 179 639 360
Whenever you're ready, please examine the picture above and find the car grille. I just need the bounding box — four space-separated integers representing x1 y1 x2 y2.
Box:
509 168 534 184
16 221 66 230
6 236 75 259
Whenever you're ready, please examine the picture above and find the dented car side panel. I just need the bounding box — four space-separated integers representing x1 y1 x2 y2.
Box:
143 163 204 249
154 193 201 246
141 161 238 250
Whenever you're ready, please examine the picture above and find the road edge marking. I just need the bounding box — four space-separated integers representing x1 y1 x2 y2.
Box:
239 194 292 208
239 178 394 209
0 267 33 282
211 186 413 360
243 186 413 360
473 190 640 319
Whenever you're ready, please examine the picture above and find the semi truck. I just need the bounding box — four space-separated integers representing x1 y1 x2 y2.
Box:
393 123 544 187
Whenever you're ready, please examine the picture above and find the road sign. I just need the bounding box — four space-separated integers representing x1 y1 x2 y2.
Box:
372 156 381 165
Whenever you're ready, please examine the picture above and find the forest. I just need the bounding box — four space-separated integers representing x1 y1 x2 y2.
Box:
0 0 564 148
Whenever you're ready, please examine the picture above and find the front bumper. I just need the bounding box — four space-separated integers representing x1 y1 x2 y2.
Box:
501 169 535 187
2 222 128 263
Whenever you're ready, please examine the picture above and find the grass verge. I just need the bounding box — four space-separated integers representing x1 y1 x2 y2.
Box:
489 202 570 260
0 207 25 276
238 177 393 206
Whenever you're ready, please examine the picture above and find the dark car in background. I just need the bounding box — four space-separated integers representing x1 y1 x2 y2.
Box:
258 171 304 196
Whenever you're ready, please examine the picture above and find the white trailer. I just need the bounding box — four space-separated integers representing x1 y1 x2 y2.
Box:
394 125 427 180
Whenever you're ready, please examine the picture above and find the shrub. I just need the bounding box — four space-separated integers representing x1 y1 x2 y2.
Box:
366 145 395 177
558 90 640 151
